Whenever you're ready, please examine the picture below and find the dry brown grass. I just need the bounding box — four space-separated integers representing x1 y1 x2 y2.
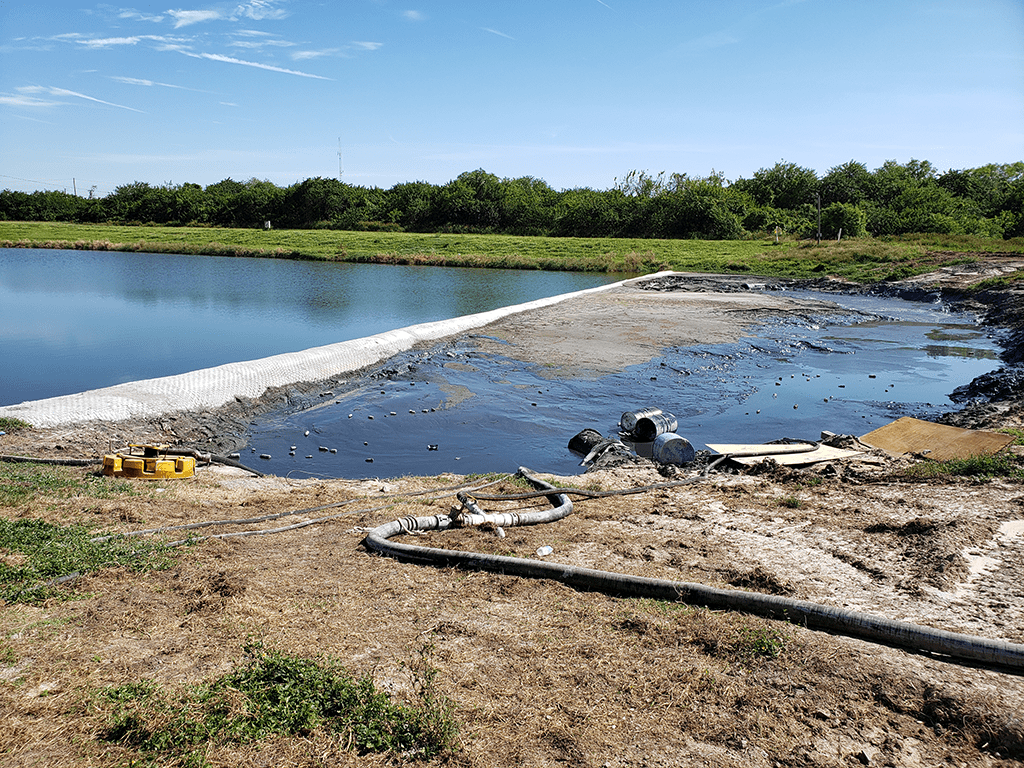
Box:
2 464 1023 767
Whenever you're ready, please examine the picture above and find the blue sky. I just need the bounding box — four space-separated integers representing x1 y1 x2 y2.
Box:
1 0 1022 197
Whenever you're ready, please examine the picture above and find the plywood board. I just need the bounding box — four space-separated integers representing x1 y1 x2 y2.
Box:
859 416 1014 461
705 443 864 466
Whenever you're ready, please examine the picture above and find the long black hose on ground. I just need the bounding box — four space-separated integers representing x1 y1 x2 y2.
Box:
363 467 1024 673
0 454 98 466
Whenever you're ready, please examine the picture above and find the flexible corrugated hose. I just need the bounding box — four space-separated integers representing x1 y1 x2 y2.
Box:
364 467 1024 672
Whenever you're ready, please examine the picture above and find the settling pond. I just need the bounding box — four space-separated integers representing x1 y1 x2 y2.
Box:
0 248 1005 479
0 248 621 406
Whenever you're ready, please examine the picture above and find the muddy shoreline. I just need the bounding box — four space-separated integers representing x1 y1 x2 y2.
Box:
636 270 1024 431
2 265 1022 462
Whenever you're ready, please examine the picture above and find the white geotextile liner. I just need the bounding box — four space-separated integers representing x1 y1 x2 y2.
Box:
0 273 662 428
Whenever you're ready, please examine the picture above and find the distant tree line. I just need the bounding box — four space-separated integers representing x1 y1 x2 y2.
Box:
2 159 1022 240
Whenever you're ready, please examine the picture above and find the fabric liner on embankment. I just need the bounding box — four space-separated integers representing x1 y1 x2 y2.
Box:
0 273 666 428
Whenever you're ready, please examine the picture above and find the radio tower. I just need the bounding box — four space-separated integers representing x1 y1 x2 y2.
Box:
337 137 344 181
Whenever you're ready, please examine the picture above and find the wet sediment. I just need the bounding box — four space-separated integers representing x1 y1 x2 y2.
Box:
639 272 1024 431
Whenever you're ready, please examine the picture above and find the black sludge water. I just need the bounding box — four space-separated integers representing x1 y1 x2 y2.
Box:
246 291 1003 479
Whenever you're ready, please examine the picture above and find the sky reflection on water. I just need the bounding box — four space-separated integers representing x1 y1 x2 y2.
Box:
0 248 620 406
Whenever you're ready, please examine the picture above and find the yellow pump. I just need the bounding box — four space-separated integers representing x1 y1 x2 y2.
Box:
102 444 196 480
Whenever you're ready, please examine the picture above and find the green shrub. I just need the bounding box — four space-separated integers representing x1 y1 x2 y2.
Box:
820 202 867 238
0 416 31 433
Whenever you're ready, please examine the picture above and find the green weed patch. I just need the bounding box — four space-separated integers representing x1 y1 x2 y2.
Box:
0 417 31 433
904 453 1024 481
97 640 459 765
0 462 138 507
0 516 174 603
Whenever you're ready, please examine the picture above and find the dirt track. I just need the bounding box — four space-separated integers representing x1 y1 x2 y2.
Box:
2 261 1024 767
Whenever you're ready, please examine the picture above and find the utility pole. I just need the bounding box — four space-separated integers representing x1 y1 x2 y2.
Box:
338 138 343 181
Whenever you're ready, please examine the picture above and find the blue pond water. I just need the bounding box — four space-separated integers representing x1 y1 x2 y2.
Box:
246 291 1004 479
0 248 620 406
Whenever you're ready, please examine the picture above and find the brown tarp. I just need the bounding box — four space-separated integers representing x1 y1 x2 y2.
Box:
859 416 1014 461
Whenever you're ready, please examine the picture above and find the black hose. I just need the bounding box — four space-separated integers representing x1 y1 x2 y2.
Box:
0 454 98 466
208 453 264 477
364 468 1024 672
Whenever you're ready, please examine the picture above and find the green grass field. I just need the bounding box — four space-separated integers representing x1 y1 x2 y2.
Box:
2 221 1021 282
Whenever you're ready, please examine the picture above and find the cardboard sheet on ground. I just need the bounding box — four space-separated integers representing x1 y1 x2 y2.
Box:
859 416 1014 461
705 443 865 466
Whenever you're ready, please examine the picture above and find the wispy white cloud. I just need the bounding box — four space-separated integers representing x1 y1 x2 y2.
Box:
167 9 224 28
16 85 145 112
110 75 208 92
54 32 140 47
228 37 295 49
483 28 514 40
403 10 424 21
0 92 61 108
595 0 612 8
293 41 381 60
111 76 170 86
291 48 338 60
234 1 289 22
54 32 189 48
81 36 144 48
179 50 332 79
119 10 165 23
